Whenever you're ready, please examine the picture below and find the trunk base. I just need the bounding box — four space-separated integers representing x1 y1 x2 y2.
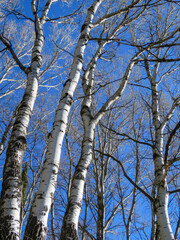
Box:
60 222 79 240
23 215 47 240
0 217 19 240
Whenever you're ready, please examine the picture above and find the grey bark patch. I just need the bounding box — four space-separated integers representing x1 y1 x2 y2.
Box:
63 78 71 87
44 205 48 212
76 54 84 63
0 221 19 240
23 215 47 240
79 34 89 42
74 171 85 180
60 222 78 240
81 24 87 32
15 136 27 151
88 6 95 14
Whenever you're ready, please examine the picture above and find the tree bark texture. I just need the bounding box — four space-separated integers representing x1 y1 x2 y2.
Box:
97 180 105 240
60 120 96 240
0 1 52 238
24 1 103 240
60 42 140 240
145 60 175 240
0 58 39 240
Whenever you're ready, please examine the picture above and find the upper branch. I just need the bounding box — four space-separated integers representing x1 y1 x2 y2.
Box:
169 189 180 194
0 35 28 74
93 51 142 124
164 120 180 164
40 0 57 24
92 0 142 28
95 150 154 202
101 124 153 147
163 121 180 180
161 97 180 130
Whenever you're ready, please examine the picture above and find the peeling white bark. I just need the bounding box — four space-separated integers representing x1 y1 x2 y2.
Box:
60 50 140 239
145 60 175 240
0 1 52 239
24 1 103 239
0 49 40 240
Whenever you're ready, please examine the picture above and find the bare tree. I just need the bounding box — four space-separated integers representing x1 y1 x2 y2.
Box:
0 0 62 239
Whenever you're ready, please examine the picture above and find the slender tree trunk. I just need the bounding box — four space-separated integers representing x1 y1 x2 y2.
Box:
0 48 40 240
24 1 102 240
60 122 95 239
145 60 175 240
0 1 53 238
126 141 140 240
151 184 159 240
97 181 105 240
60 26 99 238
60 46 139 240
153 141 174 240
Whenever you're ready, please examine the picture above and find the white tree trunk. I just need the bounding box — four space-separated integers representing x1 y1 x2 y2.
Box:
24 1 102 239
0 35 42 240
60 49 139 239
145 60 175 240
60 122 95 239
0 1 53 238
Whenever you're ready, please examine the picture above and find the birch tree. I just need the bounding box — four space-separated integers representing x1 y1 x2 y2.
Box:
89 102 136 240
59 2 180 238
144 59 179 240
0 1 60 239
24 1 103 239
131 4 180 238
24 1 160 239
59 43 145 238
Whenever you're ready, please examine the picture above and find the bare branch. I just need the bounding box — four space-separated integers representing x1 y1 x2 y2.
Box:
169 189 180 194
174 217 180 240
95 150 154 202
40 0 56 24
101 123 153 147
169 156 180 165
136 58 180 62
163 121 180 180
92 0 142 28
46 0 84 22
161 97 180 129
0 103 20 155
0 35 28 74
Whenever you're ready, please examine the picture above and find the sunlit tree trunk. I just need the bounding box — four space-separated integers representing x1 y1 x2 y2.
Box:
24 1 102 240
0 1 54 239
60 45 138 238
60 122 95 239
145 60 175 240
0 26 40 240
60 39 97 239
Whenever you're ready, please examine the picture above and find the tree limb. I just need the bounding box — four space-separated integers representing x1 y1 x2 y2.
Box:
161 97 180 129
95 150 154 202
101 123 153 147
0 35 28 74
169 189 180 194
164 121 180 165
